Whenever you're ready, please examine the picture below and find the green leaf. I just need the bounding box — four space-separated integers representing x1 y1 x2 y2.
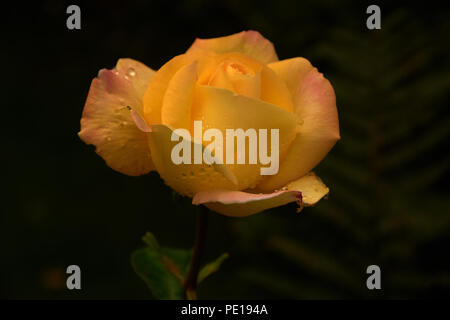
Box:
131 233 192 300
198 253 229 284
160 247 193 282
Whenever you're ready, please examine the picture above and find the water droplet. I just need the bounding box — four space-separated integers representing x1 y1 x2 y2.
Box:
106 137 112 142
127 68 136 77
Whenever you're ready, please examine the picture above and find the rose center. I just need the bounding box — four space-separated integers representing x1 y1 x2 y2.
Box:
208 61 261 99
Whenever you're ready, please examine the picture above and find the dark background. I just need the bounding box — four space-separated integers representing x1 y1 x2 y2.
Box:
3 0 450 299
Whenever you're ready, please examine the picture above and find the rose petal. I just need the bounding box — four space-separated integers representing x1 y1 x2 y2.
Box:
143 54 189 125
161 61 198 130
208 61 262 100
116 58 156 96
79 58 156 176
228 68 261 99
207 63 235 92
285 172 329 207
147 124 238 197
203 52 293 112
130 109 151 132
192 85 299 190
260 66 294 113
187 30 278 64
193 172 328 217
257 66 340 191
193 190 301 217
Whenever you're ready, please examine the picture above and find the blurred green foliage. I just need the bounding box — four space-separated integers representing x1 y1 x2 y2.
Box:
132 234 192 299
3 0 449 299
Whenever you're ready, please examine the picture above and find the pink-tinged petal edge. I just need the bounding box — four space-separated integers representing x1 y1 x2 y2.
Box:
79 58 156 176
257 67 340 191
192 189 302 218
193 172 330 217
187 30 279 64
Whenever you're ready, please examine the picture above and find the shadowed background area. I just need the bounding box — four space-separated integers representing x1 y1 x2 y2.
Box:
3 0 450 299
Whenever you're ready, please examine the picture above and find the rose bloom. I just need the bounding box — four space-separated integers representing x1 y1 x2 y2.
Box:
79 31 340 217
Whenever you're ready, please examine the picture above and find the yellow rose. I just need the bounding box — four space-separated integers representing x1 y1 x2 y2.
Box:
79 31 340 217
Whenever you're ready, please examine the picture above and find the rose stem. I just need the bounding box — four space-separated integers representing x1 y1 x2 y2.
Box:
184 205 209 300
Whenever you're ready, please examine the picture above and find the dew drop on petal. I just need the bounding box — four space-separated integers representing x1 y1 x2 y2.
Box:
127 68 136 77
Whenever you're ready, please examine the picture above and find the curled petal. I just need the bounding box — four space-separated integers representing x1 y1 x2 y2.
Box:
187 30 279 64
193 172 328 217
268 57 314 96
79 58 156 176
285 172 329 208
193 190 301 217
143 54 190 125
161 61 198 130
260 66 294 113
257 66 340 191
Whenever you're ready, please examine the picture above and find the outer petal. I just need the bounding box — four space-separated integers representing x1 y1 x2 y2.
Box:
187 30 279 64
79 58 156 176
257 65 340 191
192 85 299 190
193 190 301 218
116 59 156 96
147 124 238 197
193 172 329 217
